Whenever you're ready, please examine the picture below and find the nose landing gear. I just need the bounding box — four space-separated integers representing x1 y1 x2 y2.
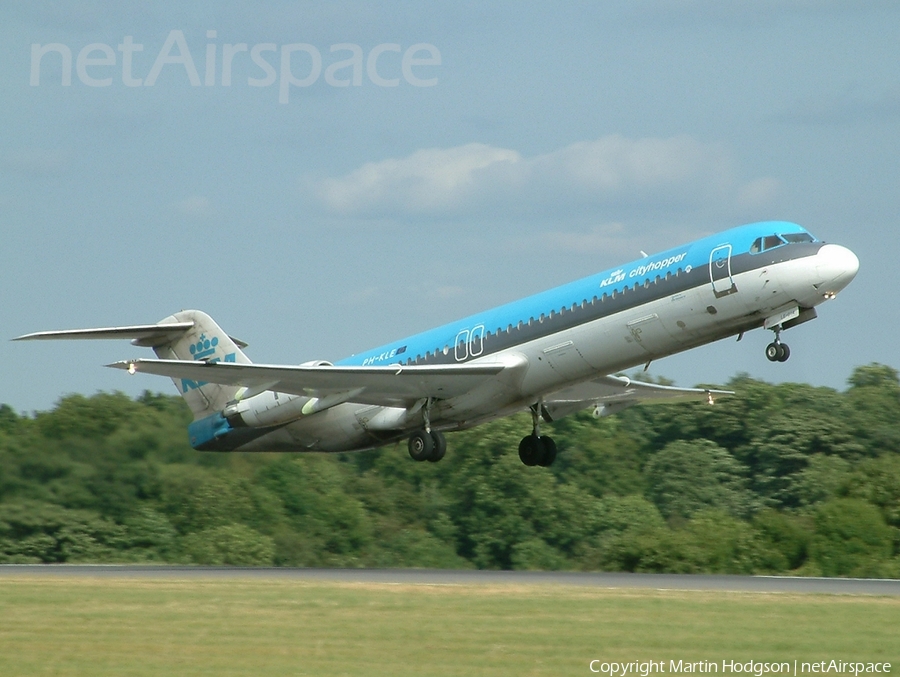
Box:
765 326 791 362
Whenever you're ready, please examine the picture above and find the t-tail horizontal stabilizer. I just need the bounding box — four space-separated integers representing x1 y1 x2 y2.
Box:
13 310 252 419
13 322 195 347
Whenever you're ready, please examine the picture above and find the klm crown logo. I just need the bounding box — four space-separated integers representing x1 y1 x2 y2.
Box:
189 334 219 361
181 333 237 393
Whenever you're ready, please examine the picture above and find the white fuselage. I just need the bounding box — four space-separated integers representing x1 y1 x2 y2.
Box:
239 240 857 452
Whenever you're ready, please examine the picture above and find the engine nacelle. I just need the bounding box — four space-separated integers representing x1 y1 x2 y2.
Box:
188 360 362 450
224 391 310 428
221 360 339 428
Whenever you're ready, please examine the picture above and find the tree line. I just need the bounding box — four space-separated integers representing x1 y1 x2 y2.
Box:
1 363 898 576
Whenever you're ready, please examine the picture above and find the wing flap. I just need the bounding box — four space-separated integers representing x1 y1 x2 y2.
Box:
109 358 508 407
544 375 732 419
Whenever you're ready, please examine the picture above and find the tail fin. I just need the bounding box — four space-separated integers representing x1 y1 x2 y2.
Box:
149 310 251 418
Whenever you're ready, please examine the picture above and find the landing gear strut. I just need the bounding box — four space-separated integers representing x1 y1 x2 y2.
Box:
765 326 791 363
408 398 447 462
518 401 557 467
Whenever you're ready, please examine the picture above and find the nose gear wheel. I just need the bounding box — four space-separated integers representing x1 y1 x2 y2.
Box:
765 325 790 362
765 341 790 362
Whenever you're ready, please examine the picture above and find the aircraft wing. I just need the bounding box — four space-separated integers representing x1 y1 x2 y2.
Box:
108 358 509 407
543 375 732 420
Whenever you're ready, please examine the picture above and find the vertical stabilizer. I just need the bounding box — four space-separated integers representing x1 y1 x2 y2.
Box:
150 310 251 419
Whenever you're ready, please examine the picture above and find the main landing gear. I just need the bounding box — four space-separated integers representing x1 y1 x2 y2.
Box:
518 402 557 467
765 326 791 363
408 428 447 462
407 398 447 463
406 398 559 467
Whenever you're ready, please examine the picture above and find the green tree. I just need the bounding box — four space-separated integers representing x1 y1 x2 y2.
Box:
794 455 852 507
0 405 19 434
1 368 899 576
257 456 372 566
549 413 645 498
644 439 758 520
847 454 900 527
181 523 276 566
752 508 811 571
845 364 900 454
0 500 127 563
808 498 896 577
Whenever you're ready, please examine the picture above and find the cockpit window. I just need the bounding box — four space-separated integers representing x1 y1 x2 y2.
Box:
781 232 815 244
750 234 786 254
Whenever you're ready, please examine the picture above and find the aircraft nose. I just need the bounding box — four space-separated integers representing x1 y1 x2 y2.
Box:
815 243 859 297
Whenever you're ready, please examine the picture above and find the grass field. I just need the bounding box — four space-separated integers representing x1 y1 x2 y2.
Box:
0 576 897 676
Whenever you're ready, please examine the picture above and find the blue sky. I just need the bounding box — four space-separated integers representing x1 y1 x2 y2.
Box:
3 1 899 413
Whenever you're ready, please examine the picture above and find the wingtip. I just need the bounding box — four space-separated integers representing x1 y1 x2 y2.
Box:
106 360 138 374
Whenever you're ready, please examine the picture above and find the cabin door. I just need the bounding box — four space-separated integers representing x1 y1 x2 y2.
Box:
709 244 737 297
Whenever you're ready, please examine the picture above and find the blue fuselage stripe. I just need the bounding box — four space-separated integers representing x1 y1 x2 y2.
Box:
337 221 820 368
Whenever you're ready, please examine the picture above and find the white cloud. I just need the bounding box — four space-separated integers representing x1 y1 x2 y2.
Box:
737 177 780 210
342 286 380 306
499 221 706 269
174 195 215 219
778 86 900 126
309 135 776 220
314 143 520 215
431 285 466 300
528 222 630 255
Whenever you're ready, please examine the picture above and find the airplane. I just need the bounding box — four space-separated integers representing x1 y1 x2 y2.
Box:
15 220 858 467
